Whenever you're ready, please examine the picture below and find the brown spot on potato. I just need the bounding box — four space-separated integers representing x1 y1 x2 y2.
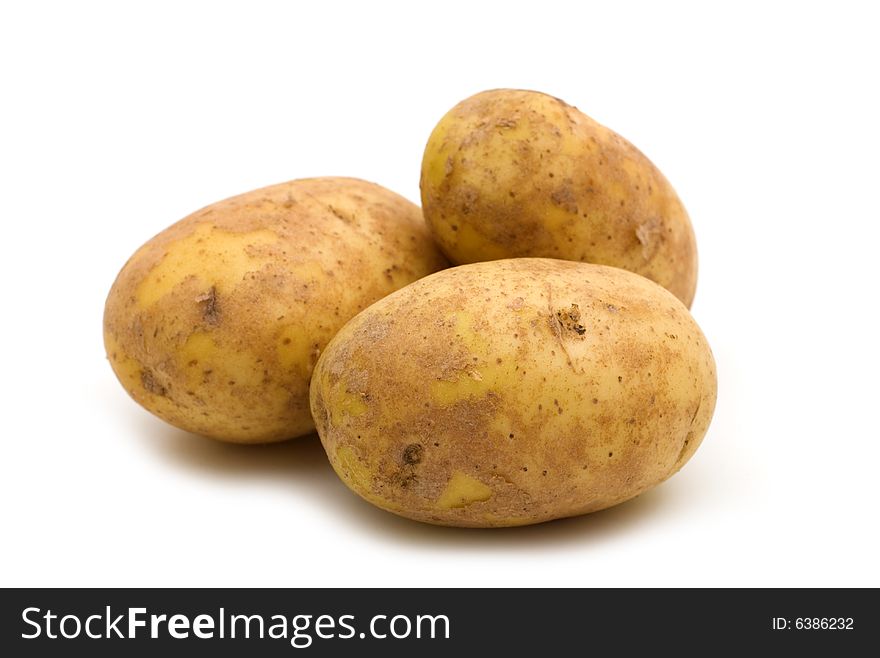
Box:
460 188 478 215
555 304 586 335
326 204 353 223
140 369 166 396
195 286 220 326
635 217 663 260
676 431 695 467
391 467 418 490
403 443 423 465
550 186 578 214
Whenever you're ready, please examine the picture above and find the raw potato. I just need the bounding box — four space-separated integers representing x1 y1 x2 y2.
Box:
421 89 698 307
311 259 716 527
104 177 448 443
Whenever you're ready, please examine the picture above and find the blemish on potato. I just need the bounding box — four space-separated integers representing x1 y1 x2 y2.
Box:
550 187 578 214
135 224 279 307
403 443 423 465
675 431 695 467
555 304 586 336
635 218 663 260
326 204 354 224
195 286 220 326
140 368 166 396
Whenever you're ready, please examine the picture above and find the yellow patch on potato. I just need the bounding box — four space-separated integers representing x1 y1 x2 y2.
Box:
331 390 369 425
136 224 280 307
431 373 489 406
335 446 373 493
436 473 493 509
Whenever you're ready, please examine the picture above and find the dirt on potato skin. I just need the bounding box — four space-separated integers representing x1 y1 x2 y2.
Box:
311 258 717 527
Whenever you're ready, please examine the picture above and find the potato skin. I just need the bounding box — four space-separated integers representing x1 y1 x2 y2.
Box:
104 177 447 443
311 259 716 527
420 89 698 307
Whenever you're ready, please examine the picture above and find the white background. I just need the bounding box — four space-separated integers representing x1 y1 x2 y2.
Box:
2 1 878 587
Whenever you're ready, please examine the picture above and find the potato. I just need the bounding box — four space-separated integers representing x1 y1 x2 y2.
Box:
420 89 698 307
311 258 716 526
104 177 448 443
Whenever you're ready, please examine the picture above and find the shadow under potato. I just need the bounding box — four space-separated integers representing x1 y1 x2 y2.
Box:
133 411 675 548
